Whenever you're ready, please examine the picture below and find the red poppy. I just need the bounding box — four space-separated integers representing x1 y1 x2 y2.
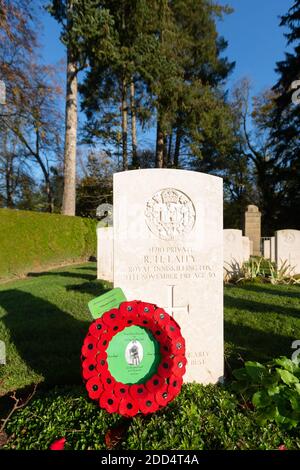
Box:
88 319 106 339
82 357 97 380
159 334 172 355
135 315 156 330
138 397 160 414
119 300 139 317
170 336 186 356
86 375 103 400
167 374 183 399
145 374 165 393
157 358 174 378
100 368 117 390
96 351 108 372
153 308 171 326
99 391 119 414
50 437 66 451
172 356 187 377
155 384 173 406
114 382 130 400
137 302 156 317
129 383 149 400
81 335 98 358
97 332 113 352
164 321 181 339
119 397 140 417
152 326 167 342
102 309 123 327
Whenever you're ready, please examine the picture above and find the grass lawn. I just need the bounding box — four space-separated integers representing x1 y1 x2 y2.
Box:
1 263 300 450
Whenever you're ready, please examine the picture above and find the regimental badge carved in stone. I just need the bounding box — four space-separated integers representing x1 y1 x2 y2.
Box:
145 188 196 240
283 232 295 245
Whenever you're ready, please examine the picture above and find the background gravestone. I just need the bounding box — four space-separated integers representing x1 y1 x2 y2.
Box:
263 239 271 260
113 169 223 384
97 224 113 282
242 236 250 262
223 229 244 269
270 236 276 262
276 229 300 275
244 205 261 256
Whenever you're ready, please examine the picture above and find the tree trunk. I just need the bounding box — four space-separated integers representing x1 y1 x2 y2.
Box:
163 134 168 167
130 79 138 168
156 121 164 168
168 131 173 166
174 127 182 168
121 76 128 171
62 48 78 216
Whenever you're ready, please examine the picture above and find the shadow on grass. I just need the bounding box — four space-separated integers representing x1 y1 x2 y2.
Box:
27 271 96 282
239 283 300 300
224 293 300 320
224 320 295 369
75 266 97 272
66 280 112 296
0 289 90 391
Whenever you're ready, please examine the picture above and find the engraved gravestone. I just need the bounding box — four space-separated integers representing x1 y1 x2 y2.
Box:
276 229 300 275
113 169 223 384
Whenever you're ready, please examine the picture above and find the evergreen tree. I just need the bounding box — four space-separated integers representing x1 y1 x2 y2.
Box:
271 0 300 228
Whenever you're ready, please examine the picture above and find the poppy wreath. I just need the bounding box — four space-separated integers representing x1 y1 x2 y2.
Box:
81 300 186 417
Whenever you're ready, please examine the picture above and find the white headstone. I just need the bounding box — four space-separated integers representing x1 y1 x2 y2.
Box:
270 236 275 262
113 169 223 384
263 239 271 260
276 230 300 275
242 236 250 262
97 225 113 282
223 229 244 270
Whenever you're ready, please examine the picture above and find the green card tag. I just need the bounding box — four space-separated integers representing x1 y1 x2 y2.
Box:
88 288 127 319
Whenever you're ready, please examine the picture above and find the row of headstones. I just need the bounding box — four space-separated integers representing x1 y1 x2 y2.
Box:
223 229 300 275
95 169 299 387
263 230 300 275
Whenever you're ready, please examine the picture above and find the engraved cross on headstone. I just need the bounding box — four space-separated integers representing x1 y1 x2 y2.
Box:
162 285 189 318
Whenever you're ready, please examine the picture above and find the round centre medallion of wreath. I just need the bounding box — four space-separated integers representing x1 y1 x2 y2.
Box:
81 300 186 417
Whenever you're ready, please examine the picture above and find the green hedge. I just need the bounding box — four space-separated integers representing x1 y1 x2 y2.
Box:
0 209 97 280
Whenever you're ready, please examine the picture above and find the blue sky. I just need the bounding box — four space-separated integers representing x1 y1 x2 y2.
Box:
39 0 294 148
217 0 293 95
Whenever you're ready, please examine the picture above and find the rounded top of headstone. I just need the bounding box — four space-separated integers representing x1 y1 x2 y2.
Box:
247 205 259 212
